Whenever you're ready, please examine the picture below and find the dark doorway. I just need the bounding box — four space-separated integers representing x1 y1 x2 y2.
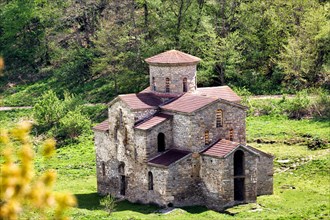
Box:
233 150 245 201
234 150 244 176
234 178 244 201
120 175 126 195
157 133 165 152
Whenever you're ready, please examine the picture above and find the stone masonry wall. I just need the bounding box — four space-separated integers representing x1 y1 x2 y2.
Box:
94 130 114 195
256 155 274 195
149 65 197 94
169 100 246 153
166 153 204 207
145 119 173 159
199 147 258 211
134 109 157 122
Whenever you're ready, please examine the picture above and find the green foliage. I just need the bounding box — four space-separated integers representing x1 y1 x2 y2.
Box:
33 90 91 142
59 108 91 139
1 0 329 104
100 194 117 215
247 89 330 119
33 90 64 131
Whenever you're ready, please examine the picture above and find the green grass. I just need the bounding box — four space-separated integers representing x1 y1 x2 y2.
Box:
1 110 330 219
246 115 330 144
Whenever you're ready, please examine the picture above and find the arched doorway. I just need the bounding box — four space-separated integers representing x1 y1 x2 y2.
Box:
118 162 126 196
157 133 165 152
234 150 245 201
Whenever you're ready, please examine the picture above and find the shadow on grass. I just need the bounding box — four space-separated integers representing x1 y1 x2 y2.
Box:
74 193 159 214
75 193 102 210
181 205 208 213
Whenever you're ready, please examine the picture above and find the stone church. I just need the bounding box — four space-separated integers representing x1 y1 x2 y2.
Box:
93 50 273 211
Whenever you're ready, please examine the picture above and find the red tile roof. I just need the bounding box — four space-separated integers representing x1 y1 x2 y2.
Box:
119 93 163 110
161 93 217 113
148 149 191 167
135 113 173 130
196 86 241 102
93 119 109 132
145 50 201 66
202 139 240 158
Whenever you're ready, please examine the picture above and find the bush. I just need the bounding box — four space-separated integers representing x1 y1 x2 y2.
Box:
311 89 330 119
100 194 116 215
307 137 328 150
284 90 311 119
59 108 91 139
33 90 64 131
33 90 91 141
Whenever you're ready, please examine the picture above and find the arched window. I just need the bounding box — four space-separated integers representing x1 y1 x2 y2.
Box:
205 130 210 145
157 133 165 152
101 162 106 176
148 171 153 190
183 78 188 92
152 77 156 91
216 109 223 127
165 78 170 93
229 129 234 141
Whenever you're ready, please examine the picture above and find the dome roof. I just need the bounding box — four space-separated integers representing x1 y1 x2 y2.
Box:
145 50 201 66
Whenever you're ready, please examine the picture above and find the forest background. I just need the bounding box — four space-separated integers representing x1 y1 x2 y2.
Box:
0 0 329 105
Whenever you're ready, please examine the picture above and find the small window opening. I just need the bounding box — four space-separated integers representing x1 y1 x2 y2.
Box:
114 127 118 141
229 129 234 141
148 171 153 190
165 78 170 93
183 78 188 92
124 127 128 145
102 162 105 176
157 133 166 152
205 130 210 145
119 109 123 127
216 109 223 127
118 162 125 175
152 77 156 91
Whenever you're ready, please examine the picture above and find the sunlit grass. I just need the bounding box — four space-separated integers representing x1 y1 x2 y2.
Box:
1 109 329 219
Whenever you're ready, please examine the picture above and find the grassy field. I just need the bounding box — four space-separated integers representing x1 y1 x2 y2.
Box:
1 110 329 219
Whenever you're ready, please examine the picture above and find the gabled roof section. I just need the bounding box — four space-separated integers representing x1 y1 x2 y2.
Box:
148 149 191 167
202 139 258 158
245 145 274 158
117 93 163 110
92 119 109 132
145 50 201 66
161 93 217 113
196 86 241 103
135 113 173 130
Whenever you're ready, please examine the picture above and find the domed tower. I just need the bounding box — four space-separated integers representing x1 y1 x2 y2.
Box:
145 50 201 94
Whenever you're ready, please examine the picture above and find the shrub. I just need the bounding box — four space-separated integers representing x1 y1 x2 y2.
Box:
285 90 311 119
307 137 328 150
33 90 91 141
33 90 64 131
100 194 116 215
311 89 330 119
59 108 91 139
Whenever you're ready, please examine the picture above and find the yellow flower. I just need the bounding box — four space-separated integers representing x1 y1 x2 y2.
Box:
42 138 56 158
